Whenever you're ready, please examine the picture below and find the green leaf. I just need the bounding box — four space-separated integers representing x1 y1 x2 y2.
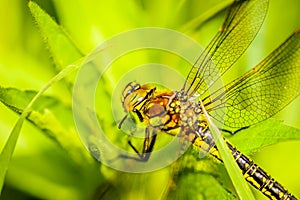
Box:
0 64 81 194
28 1 84 70
0 116 24 194
0 87 91 165
200 99 255 199
208 120 255 200
164 152 235 200
167 170 235 200
229 118 300 155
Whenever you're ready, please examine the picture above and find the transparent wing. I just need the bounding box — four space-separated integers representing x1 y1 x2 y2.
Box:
182 0 268 97
203 28 300 128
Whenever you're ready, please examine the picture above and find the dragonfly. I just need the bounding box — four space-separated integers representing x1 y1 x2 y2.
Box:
118 0 300 199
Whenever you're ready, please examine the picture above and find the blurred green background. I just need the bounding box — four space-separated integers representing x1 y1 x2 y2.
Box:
0 0 300 199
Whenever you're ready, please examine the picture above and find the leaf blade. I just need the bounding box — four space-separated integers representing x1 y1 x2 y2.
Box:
0 64 80 194
230 118 300 155
28 1 84 70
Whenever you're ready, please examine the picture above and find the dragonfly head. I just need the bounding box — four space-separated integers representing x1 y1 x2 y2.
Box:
119 81 155 129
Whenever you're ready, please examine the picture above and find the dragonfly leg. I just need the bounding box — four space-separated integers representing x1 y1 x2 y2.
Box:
220 126 249 135
121 126 157 162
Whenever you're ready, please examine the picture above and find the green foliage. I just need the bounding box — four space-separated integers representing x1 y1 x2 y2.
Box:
208 119 256 200
28 1 84 70
231 118 300 155
0 0 300 199
167 172 236 200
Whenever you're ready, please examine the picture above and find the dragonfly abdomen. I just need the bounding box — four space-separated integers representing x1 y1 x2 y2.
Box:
226 141 297 200
193 134 297 200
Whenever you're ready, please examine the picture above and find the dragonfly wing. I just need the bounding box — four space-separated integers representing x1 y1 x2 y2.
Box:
182 0 268 97
204 28 300 128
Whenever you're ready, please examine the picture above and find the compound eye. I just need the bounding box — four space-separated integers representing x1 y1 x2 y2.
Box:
121 81 140 103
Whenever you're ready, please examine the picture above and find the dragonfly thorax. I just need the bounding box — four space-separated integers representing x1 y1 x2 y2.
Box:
120 82 210 138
